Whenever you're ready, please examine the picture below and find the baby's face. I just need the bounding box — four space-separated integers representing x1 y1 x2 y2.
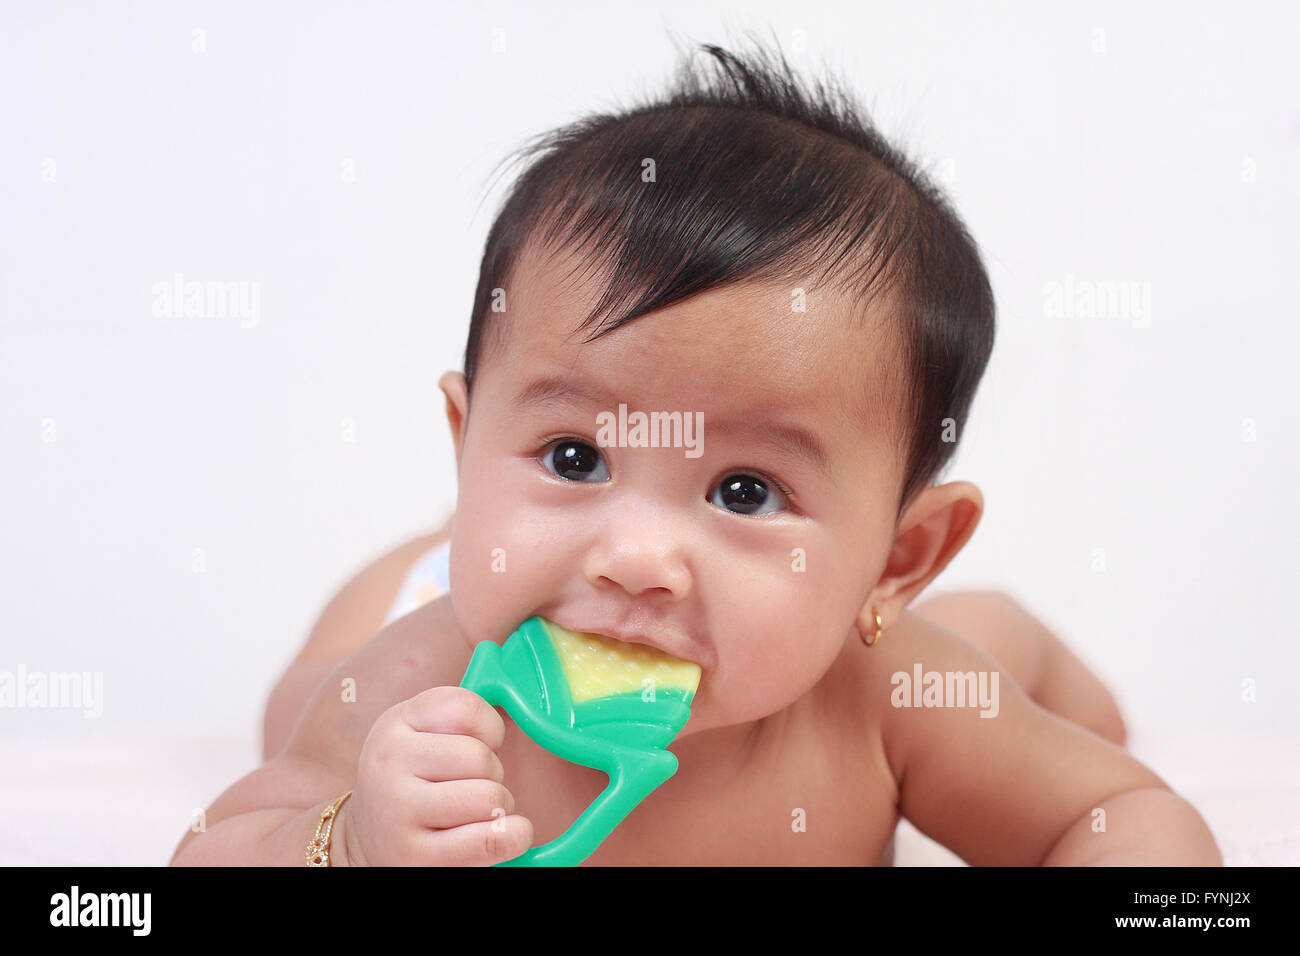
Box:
444 243 906 737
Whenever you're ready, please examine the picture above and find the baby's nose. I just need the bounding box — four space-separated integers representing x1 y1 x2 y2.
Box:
583 538 692 600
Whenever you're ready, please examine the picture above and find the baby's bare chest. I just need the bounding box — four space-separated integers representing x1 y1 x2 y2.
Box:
499 703 899 866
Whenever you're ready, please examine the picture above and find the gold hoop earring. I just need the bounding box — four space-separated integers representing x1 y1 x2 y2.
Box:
861 607 884 647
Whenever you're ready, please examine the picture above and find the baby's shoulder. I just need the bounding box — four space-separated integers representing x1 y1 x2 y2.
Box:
870 607 996 673
284 595 470 775
826 608 1004 782
821 608 971 707
368 592 472 690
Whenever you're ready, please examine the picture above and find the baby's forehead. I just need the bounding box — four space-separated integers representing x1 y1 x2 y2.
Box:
503 241 902 427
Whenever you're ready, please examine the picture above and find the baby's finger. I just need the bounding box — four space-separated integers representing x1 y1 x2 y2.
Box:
405 777 516 830
426 815 535 867
398 685 505 750
401 731 504 784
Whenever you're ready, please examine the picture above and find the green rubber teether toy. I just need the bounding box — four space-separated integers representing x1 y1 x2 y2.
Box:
458 616 701 866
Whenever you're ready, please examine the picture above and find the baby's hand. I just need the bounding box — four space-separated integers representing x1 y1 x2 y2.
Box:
342 685 534 866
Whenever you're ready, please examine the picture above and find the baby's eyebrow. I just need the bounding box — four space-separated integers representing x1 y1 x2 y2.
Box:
707 416 832 479
510 374 832 478
510 375 611 411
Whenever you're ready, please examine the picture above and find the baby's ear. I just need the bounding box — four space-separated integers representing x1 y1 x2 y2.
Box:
439 371 470 468
869 481 984 625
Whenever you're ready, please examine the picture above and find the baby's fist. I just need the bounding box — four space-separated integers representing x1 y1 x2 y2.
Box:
344 685 533 866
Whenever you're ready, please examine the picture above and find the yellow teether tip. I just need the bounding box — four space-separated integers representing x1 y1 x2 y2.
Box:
543 621 702 704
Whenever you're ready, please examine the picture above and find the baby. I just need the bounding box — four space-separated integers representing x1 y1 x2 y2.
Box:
172 41 1220 866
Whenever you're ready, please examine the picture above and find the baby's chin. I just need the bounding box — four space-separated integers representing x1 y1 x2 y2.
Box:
675 686 791 738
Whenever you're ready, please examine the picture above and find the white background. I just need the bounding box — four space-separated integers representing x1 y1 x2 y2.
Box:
2 1 1298 865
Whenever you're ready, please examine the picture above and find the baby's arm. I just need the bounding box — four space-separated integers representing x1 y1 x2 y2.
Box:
172 596 454 866
169 755 355 866
872 615 1220 865
913 589 1127 745
263 523 453 760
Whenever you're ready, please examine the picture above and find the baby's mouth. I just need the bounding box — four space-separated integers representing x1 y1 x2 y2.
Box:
540 619 703 704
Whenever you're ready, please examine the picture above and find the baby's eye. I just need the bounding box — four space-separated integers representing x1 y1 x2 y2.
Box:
542 439 610 482
709 473 786 516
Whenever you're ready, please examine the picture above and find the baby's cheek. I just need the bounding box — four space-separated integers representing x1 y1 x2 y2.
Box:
453 512 579 646
717 616 837 717
449 527 523 641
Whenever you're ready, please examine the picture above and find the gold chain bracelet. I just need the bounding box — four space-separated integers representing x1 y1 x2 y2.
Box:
306 790 352 867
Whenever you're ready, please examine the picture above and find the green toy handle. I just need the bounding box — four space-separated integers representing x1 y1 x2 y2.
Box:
458 617 692 867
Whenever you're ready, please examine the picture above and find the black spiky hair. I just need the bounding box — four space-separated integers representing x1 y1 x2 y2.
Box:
462 33 995 514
